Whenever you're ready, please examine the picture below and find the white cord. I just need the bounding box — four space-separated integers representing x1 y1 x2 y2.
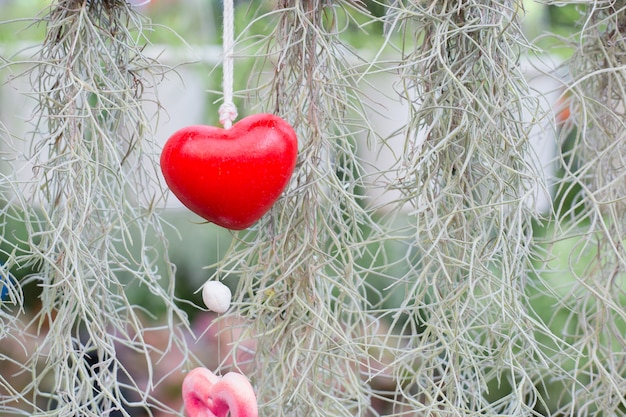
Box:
219 0 238 129
130 0 151 6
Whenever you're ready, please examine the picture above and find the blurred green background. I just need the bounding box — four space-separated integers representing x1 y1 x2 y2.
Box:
2 2 619 416
0 0 584 321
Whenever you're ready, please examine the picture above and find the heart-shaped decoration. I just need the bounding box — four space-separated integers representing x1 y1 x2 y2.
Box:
182 367 258 417
160 114 298 230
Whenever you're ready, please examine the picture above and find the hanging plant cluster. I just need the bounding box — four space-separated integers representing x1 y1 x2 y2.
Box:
0 1 625 417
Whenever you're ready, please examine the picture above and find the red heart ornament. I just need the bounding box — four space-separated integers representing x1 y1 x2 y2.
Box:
160 114 298 230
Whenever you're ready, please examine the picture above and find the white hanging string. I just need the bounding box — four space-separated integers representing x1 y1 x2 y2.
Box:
130 0 151 6
219 0 237 129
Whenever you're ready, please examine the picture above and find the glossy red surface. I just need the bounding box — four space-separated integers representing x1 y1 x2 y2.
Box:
161 114 298 229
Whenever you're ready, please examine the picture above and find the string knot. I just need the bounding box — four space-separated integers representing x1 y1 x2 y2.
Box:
219 102 238 129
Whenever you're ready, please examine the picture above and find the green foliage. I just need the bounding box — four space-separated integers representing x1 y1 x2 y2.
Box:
1 1 625 417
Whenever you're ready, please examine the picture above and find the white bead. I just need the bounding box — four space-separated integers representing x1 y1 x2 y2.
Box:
202 281 232 313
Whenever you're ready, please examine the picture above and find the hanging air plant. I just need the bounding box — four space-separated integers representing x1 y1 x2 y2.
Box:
1 1 190 415
1 1 625 417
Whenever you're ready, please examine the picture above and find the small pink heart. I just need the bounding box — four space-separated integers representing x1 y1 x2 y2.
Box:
182 368 258 417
